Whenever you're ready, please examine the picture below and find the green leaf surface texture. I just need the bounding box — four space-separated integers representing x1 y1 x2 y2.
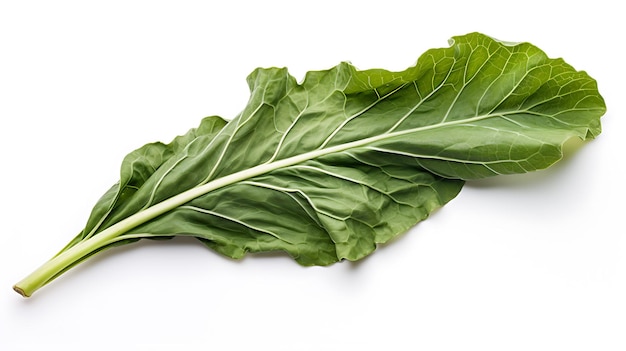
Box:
14 32 605 296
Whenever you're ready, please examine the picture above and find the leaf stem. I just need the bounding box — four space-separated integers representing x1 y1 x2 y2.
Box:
13 226 121 297
12 187 193 297
12 112 539 297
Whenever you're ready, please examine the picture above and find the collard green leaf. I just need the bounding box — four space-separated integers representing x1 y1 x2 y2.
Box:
14 32 605 297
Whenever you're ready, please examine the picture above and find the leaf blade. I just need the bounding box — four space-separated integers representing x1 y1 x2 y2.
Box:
69 32 607 262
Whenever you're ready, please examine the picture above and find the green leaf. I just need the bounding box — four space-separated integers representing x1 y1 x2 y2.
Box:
13 32 605 297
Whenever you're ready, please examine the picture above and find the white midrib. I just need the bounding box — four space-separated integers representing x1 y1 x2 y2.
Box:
17 111 507 294
90 111 508 240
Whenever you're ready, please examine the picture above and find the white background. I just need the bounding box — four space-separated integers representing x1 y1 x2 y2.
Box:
1 1 623 350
